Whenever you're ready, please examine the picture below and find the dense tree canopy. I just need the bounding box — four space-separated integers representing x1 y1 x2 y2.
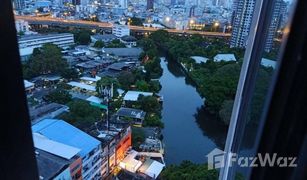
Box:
136 95 161 114
93 40 105 48
60 68 79 80
135 80 150 92
106 39 126 48
117 71 136 90
129 17 143 26
23 44 67 79
60 100 101 128
131 127 145 149
144 57 163 79
74 30 91 45
161 161 218 180
45 89 72 104
219 100 234 125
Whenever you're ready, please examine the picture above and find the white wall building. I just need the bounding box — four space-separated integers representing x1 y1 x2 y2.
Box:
18 33 74 61
112 25 130 37
15 20 29 33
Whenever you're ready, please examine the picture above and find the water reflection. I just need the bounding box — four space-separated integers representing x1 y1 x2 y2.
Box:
159 58 227 164
194 107 228 149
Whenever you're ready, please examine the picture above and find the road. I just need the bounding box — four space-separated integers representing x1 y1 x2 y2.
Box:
15 15 231 37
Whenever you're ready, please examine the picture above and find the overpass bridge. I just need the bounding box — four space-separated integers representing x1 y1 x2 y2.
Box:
15 16 231 38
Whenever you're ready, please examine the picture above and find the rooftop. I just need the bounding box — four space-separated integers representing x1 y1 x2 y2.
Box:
116 107 146 120
103 48 143 57
214 54 237 62
138 158 165 179
91 34 117 41
19 33 73 42
24 80 35 89
121 35 137 42
80 76 101 82
190 56 209 63
86 95 103 104
32 119 101 158
261 58 276 68
107 62 131 71
29 103 68 121
33 133 80 160
35 148 70 180
67 81 96 91
123 91 153 101
119 150 142 173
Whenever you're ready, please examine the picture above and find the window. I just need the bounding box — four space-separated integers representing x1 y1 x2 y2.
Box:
1 0 306 179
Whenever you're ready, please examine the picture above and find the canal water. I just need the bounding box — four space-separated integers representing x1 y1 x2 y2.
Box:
159 58 228 165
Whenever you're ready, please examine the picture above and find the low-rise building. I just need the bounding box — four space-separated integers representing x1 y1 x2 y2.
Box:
112 25 130 37
32 119 103 180
91 34 117 43
18 33 74 61
33 133 82 180
29 103 69 124
93 122 132 178
15 20 29 33
120 35 137 48
116 107 146 126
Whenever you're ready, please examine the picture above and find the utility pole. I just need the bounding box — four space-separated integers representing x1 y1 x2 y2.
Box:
98 82 113 175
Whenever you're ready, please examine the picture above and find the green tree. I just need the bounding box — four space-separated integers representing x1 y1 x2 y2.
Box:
149 29 170 48
149 80 161 93
24 44 67 78
132 127 145 149
137 38 157 52
118 71 136 90
136 80 150 92
56 82 72 90
191 63 240 114
130 17 143 26
75 30 91 45
144 57 163 79
136 95 160 114
45 90 72 104
160 161 218 180
93 40 105 48
219 100 234 125
60 100 101 128
249 68 273 124
144 113 164 128
60 68 79 80
106 39 126 48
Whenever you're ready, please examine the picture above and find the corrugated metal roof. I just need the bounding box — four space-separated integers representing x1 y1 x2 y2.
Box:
32 119 100 158
33 133 80 160
67 81 96 91
123 91 153 101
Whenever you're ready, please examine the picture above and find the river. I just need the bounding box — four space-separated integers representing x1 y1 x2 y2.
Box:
159 58 228 165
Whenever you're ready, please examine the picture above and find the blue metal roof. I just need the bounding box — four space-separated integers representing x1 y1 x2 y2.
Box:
32 119 100 158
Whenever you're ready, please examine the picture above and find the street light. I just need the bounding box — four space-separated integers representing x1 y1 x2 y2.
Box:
165 17 171 22
213 21 220 32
